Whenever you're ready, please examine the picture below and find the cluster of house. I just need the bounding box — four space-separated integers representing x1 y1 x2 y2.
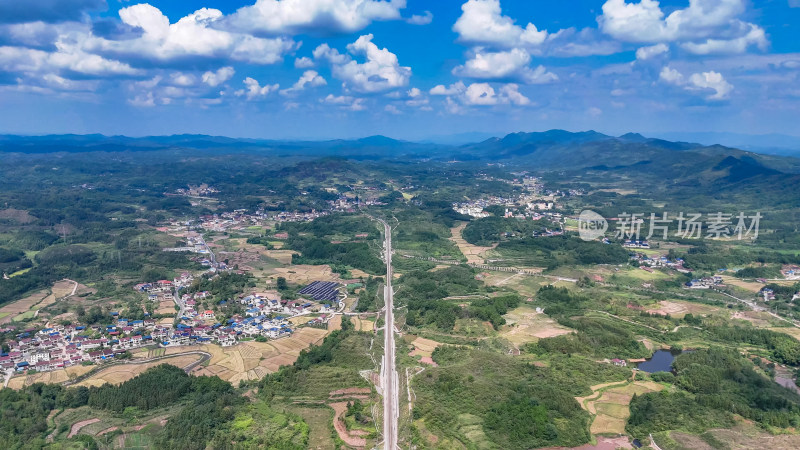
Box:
1 319 158 373
761 287 777 301
757 287 799 303
134 272 195 302
452 192 561 220
164 208 337 235
684 276 724 289
631 253 691 273
195 210 267 232
271 210 330 223
0 311 300 374
781 265 800 281
239 291 340 319
162 234 213 255
174 185 219 197
623 239 650 249
181 292 212 317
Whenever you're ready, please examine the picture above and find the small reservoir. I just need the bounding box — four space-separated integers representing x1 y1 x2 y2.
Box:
636 349 683 373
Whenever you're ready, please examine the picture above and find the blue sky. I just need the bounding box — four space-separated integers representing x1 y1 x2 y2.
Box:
0 0 799 140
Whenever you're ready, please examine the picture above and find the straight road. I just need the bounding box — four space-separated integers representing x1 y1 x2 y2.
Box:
379 218 399 450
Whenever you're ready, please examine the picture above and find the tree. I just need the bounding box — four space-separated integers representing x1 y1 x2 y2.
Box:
277 277 288 291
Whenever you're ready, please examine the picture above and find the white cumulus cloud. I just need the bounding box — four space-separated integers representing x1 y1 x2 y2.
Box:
688 71 733 100
280 70 327 95
294 56 314 68
453 0 547 49
636 43 669 60
406 11 433 26
92 5 298 64
235 76 279 100
659 65 733 100
202 66 235 87
314 34 411 93
227 0 406 35
598 0 768 54
452 48 557 84
430 81 466 96
461 82 530 106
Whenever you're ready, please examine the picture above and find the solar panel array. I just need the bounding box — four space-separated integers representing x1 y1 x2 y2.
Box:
299 281 340 302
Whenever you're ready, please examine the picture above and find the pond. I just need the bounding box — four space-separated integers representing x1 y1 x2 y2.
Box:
636 349 684 373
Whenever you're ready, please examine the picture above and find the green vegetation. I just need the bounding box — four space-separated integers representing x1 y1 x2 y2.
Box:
289 238 385 274
628 347 800 438
462 216 557 246
493 235 630 270
355 276 383 312
397 265 519 331
707 326 800 365
259 316 373 399
413 347 628 449
0 246 33 274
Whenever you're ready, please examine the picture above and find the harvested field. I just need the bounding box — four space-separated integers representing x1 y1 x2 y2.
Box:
8 365 94 389
0 208 36 223
645 300 723 319
263 250 298 265
155 300 175 315
733 310 782 327
217 247 262 271
75 354 203 387
0 289 48 324
408 336 441 366
449 223 492 264
329 387 371 399
349 269 370 279
50 280 78 299
720 275 766 293
567 436 633 450
189 327 328 384
352 316 374 332
500 305 573 346
771 327 800 341
1 279 94 324
328 314 342 331
274 264 340 284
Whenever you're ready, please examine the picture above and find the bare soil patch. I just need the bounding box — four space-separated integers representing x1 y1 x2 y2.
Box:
0 208 36 223
68 418 100 438
449 223 493 264
500 305 573 346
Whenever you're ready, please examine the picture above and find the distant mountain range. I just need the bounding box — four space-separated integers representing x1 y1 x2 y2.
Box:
1 130 799 180
653 131 800 157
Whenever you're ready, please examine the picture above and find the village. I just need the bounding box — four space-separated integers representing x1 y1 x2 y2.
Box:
1 270 345 376
451 175 572 223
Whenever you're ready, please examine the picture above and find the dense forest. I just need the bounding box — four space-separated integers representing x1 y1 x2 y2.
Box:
628 348 800 438
493 235 630 270
462 216 558 246
0 365 249 449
